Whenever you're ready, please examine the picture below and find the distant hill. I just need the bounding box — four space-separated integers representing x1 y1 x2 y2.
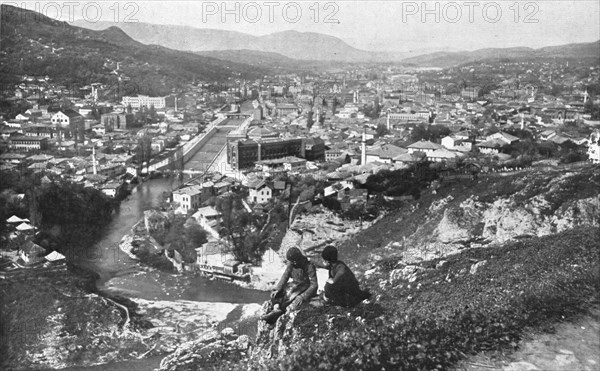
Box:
401 41 600 67
195 49 342 72
0 5 268 95
71 20 402 62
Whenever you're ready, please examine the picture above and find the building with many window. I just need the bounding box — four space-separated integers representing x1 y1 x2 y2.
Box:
9 136 48 151
122 95 175 109
227 136 324 171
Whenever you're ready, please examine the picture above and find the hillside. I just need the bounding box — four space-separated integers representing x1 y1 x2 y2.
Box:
402 41 600 67
157 165 600 370
0 5 268 94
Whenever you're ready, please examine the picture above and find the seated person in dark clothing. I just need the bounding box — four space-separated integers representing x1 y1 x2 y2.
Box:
321 245 371 307
260 247 318 323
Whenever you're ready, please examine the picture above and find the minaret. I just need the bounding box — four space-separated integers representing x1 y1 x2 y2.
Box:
386 111 390 131
520 113 525 130
92 144 98 175
583 89 589 104
361 130 367 165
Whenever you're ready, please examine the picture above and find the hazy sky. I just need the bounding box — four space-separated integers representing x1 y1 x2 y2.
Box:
11 0 600 51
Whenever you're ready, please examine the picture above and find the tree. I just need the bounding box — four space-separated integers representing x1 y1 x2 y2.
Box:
331 97 338 114
376 123 389 138
215 193 266 264
410 124 450 142
307 110 315 131
148 104 158 123
162 217 207 263
584 100 600 120
136 135 153 165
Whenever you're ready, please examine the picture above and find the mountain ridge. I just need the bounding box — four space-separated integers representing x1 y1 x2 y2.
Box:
70 20 409 62
402 41 600 67
71 20 600 66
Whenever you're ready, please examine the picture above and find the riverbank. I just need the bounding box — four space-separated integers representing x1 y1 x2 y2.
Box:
1 175 274 370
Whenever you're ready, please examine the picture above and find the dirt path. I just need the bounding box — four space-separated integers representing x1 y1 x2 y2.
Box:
456 307 600 371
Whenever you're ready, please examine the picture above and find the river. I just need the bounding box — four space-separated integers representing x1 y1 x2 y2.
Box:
60 176 268 370
71 176 268 303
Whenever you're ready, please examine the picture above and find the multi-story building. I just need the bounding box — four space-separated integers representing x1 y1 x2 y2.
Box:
276 103 299 117
101 112 134 131
228 138 303 170
387 111 430 121
9 136 48 151
51 109 83 128
172 185 203 212
122 95 175 109
25 126 62 139
461 87 481 100
247 179 273 204
227 136 324 170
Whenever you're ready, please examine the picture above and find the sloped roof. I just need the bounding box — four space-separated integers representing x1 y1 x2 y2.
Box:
7 215 25 223
393 152 418 162
477 139 507 148
173 185 202 196
549 135 573 144
407 140 443 150
428 149 463 159
45 251 66 261
194 206 221 218
58 109 83 118
16 222 34 231
367 144 408 159
247 126 277 139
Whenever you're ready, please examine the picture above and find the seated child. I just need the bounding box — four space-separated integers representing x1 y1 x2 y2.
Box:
321 245 371 307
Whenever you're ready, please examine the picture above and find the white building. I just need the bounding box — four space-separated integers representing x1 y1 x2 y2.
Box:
51 109 83 128
122 95 174 109
407 140 443 155
172 185 203 212
247 179 273 204
588 131 600 164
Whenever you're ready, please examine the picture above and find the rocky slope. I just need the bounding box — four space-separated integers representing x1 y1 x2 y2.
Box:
0 263 151 370
156 165 600 370
339 167 600 268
